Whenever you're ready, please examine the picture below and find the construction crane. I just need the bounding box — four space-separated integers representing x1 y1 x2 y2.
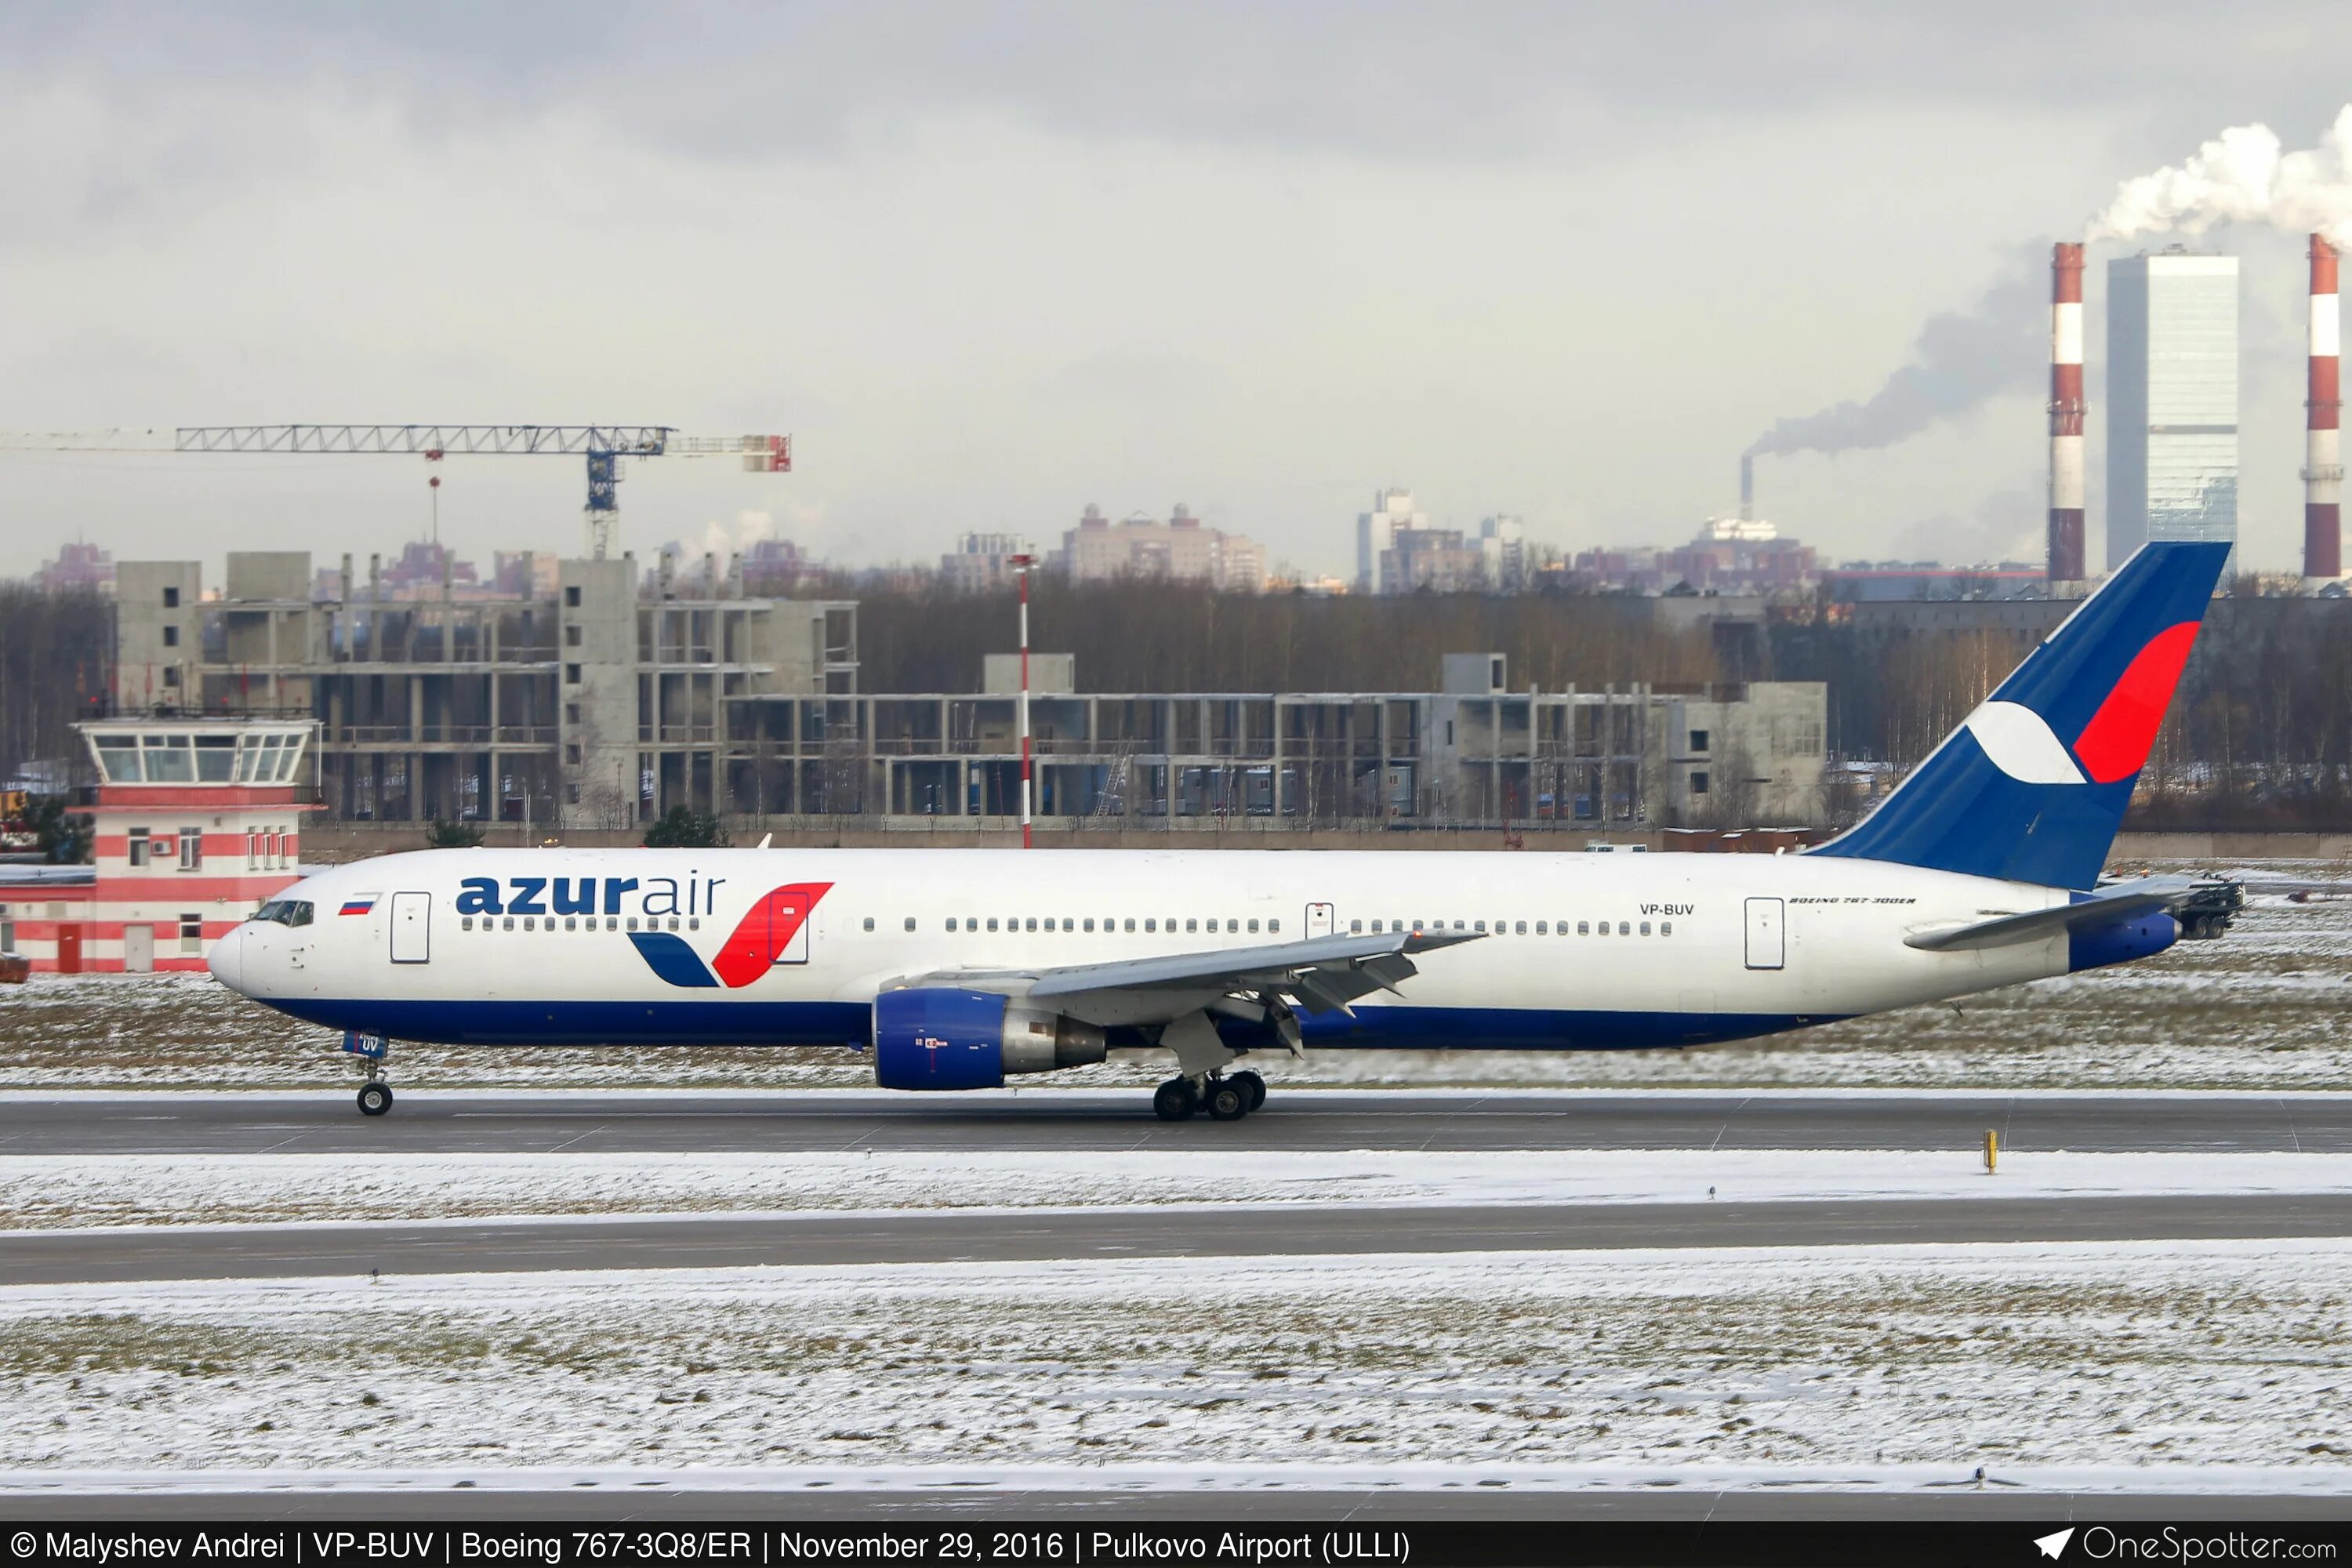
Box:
0 424 792 559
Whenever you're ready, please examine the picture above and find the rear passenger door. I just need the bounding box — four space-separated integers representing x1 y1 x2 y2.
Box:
1743 897 1784 971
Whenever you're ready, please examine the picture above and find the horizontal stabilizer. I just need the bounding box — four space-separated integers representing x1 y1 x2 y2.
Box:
1904 875 2198 952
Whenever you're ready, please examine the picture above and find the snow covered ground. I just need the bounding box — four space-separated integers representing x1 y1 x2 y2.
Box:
4 1145 2351 1231
0 1240 2346 1476
4 870 2347 1093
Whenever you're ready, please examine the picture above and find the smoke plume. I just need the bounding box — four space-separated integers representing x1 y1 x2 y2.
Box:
1747 249 2045 462
2091 104 2352 249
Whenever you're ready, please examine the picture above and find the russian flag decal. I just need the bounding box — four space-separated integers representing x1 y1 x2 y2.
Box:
339 895 378 916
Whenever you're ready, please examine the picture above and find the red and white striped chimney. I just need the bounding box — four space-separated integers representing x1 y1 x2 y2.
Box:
2048 241 2087 585
2307 233 2343 582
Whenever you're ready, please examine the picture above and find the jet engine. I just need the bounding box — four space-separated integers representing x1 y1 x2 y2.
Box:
873 986 1108 1091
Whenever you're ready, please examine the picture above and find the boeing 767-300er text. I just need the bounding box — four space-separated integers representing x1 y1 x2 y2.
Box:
210 540 2230 1121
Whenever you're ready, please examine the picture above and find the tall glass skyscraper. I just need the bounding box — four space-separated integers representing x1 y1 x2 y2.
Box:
2107 249 2239 572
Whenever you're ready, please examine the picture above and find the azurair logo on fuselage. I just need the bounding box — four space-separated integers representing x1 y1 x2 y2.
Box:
452 873 833 990
630 881 833 990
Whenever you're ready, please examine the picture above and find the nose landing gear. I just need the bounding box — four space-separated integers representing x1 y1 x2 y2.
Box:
343 1031 394 1116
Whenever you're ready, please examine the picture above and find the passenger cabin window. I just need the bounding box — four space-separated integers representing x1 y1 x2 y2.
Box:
1640 921 1651 936
862 916 876 931
1661 920 1674 936
1619 921 1631 935
1124 918 1136 932
904 917 916 931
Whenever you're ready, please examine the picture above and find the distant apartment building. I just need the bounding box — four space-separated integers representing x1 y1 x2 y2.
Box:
381 540 479 597
1356 488 1425 593
30 542 114 593
1479 516 1530 591
1360 500 1530 595
941 532 1035 593
1570 518 1818 596
1052 504 1267 592
1381 525 1486 593
2108 248 2239 571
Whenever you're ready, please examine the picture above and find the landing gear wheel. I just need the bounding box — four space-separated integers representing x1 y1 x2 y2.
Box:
1152 1078 1198 1122
1229 1070 1266 1112
357 1081 394 1117
1206 1080 1250 1121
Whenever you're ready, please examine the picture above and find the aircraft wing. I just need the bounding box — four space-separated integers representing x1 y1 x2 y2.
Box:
1903 875 2200 953
1024 927 1483 1015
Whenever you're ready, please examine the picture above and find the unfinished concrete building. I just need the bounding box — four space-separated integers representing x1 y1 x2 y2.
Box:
116 551 856 826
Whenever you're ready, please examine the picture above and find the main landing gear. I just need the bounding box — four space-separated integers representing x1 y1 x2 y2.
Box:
1154 1069 1266 1123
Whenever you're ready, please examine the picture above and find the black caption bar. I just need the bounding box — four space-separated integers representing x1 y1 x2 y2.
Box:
2 1522 2349 1568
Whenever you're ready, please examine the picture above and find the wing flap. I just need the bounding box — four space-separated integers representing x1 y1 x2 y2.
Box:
1023 927 1479 1001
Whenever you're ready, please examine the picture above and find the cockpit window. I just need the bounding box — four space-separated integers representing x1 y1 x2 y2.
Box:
252 900 314 927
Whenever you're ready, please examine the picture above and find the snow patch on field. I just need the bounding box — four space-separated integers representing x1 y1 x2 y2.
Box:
0 1240 2347 1475
6 1148 2352 1232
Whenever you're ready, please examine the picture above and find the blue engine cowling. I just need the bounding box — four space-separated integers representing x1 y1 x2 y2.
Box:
873 987 1108 1091
2067 910 2179 973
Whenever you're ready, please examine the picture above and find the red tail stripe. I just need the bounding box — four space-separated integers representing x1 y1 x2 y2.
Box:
710 882 832 989
2072 622 2200 785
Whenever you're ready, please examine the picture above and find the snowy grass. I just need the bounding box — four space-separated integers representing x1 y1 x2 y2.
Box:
0 1240 2346 1475
4 869 2349 1092
5 1149 2352 1232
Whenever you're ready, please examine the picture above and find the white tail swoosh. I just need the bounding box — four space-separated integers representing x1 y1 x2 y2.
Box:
1965 701 2087 785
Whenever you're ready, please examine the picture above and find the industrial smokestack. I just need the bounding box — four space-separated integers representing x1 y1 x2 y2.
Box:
2308 233 2343 582
2047 241 2086 586
1739 452 1754 521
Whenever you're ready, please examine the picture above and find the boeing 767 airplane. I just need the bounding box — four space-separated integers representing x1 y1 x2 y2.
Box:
209 540 2230 1121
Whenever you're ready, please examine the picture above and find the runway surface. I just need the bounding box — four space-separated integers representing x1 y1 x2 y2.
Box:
2 1485 2347 1520
6 1192 2345 1286
6 1088 2349 1157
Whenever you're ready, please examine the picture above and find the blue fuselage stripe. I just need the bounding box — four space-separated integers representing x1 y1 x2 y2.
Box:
263 996 1843 1051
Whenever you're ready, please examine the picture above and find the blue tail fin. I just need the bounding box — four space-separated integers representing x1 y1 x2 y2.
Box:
1811 541 2229 890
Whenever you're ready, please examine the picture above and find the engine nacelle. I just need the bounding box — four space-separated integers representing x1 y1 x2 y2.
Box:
2067 910 2179 973
873 986 1108 1091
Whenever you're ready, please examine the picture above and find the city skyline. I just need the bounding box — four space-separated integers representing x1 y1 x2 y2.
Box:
3 6 2350 580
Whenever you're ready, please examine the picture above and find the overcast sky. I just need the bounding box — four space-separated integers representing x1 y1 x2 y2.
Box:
3 2 2348 581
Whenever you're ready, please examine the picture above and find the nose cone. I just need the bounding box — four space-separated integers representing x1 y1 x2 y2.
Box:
207 927 247 993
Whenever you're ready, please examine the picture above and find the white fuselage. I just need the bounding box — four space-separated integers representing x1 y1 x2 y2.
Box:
209 847 2075 1054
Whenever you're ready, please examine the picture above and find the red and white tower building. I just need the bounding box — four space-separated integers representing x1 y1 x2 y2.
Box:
2048 241 2089 588
1 719 314 973
2307 233 2343 583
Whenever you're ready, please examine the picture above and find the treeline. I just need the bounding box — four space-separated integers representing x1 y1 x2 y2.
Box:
0 586 111 785
842 577 1719 694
